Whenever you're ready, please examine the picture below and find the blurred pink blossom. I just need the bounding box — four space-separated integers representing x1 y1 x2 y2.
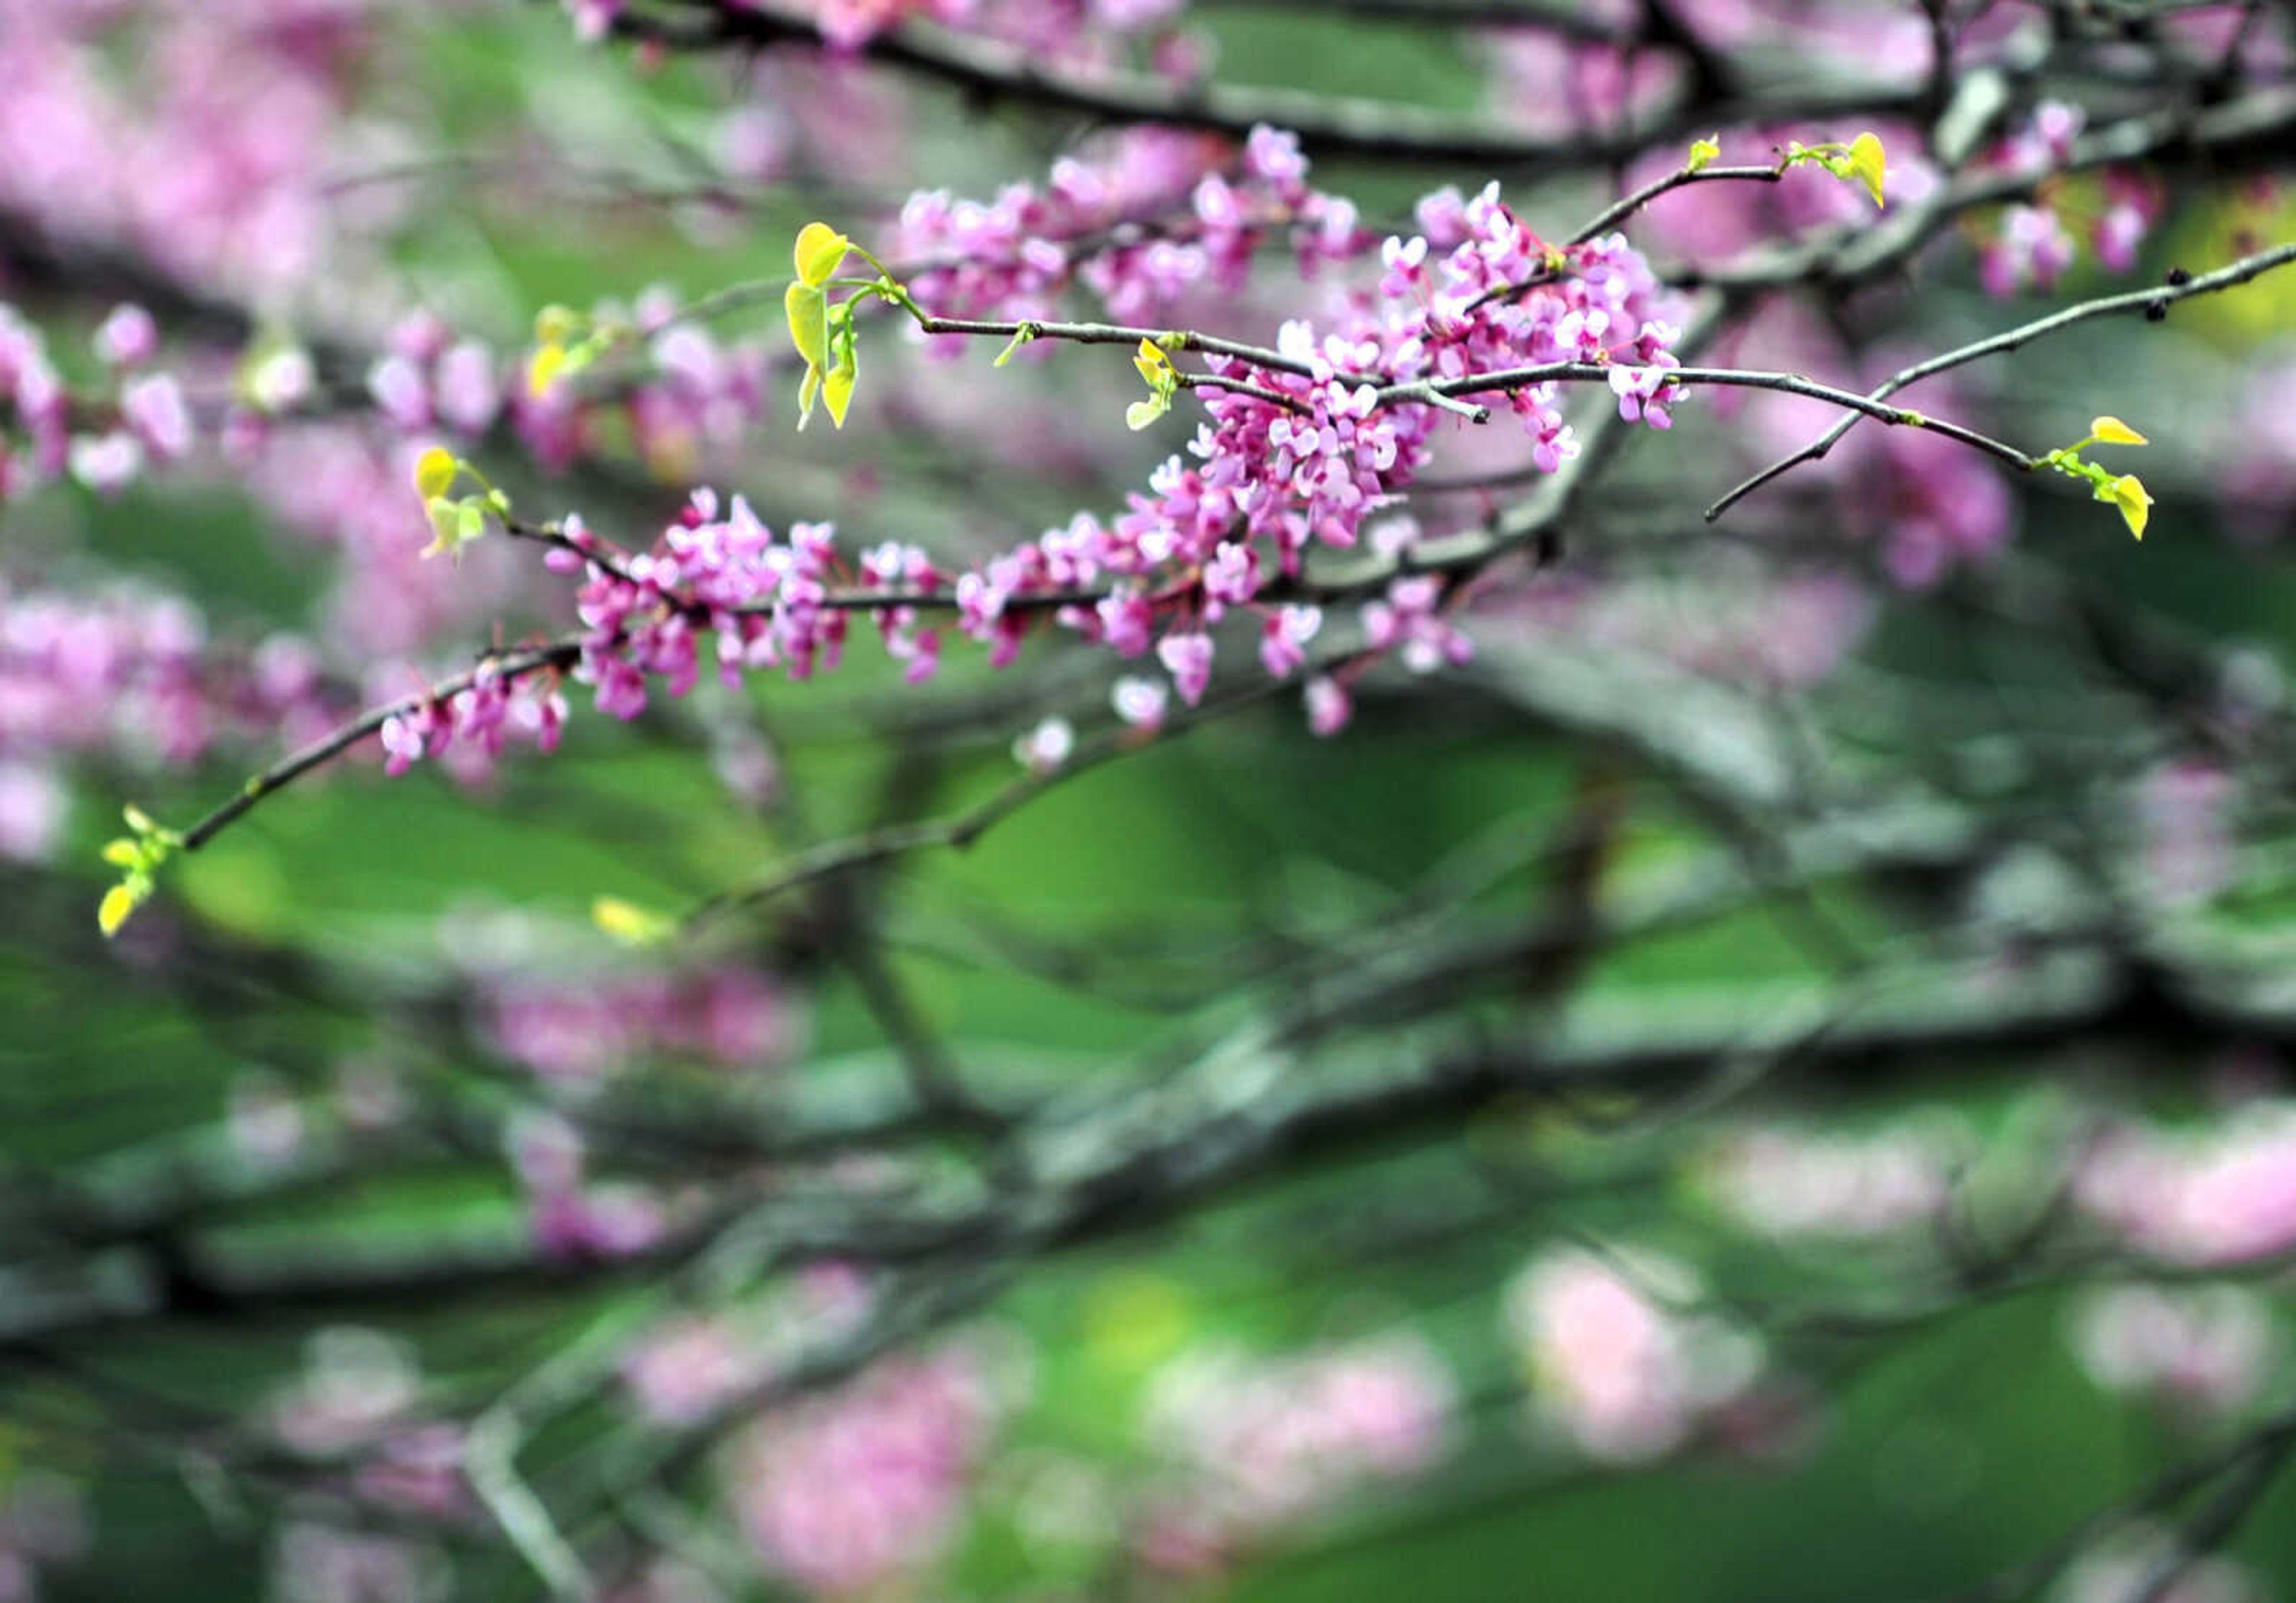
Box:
2070 1283 2279 1422
1505 1247 1762 1463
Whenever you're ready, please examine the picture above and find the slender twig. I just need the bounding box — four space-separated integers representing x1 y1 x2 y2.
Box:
177 642 582 853
912 313 1313 378
1567 162 1784 246
1384 360 2035 469
1705 239 2296 520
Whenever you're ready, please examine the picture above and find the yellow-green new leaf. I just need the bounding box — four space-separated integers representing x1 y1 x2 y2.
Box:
2106 473 2153 540
784 282 829 372
1687 133 1721 173
98 883 141 938
1133 338 1174 392
793 223 851 288
533 304 581 347
594 896 673 947
822 358 857 429
528 342 570 398
796 364 822 431
420 496 483 560
2090 416 2148 447
1846 132 1887 208
413 447 458 500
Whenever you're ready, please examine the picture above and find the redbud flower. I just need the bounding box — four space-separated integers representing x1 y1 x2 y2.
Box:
1013 716 1075 773
1113 676 1169 731
1156 631 1214 705
94 304 158 368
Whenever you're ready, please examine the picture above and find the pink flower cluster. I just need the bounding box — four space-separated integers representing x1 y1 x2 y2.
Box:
926 151 1684 714
569 490 863 720
1135 1333 1455 1564
892 128 1232 331
728 1341 1007 1595
0 577 341 860
1505 1247 1763 1464
1978 103 2162 295
2074 1104 2296 1266
1482 14 1682 142
886 119 1382 359
375 298 774 482
1 301 194 502
267 1327 470 1519
508 1110 669 1263
365 131 1693 767
0 2 382 297
2069 1283 2279 1424
622 1266 876 1427
1702 1119 1958 1239
488 963 804 1083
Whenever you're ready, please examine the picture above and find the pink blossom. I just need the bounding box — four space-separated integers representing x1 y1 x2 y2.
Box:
1705 1120 1956 1239
68 430 143 494
1113 675 1168 731
122 373 193 461
1141 1334 1455 1537
0 761 67 862
1156 630 1214 705
94 304 158 368
1980 204 2078 297
2075 1107 2296 1266
1505 1247 1762 1463
623 1316 761 1427
729 1344 1006 1594
2070 1284 2277 1422
1012 715 1074 773
1257 604 1320 679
